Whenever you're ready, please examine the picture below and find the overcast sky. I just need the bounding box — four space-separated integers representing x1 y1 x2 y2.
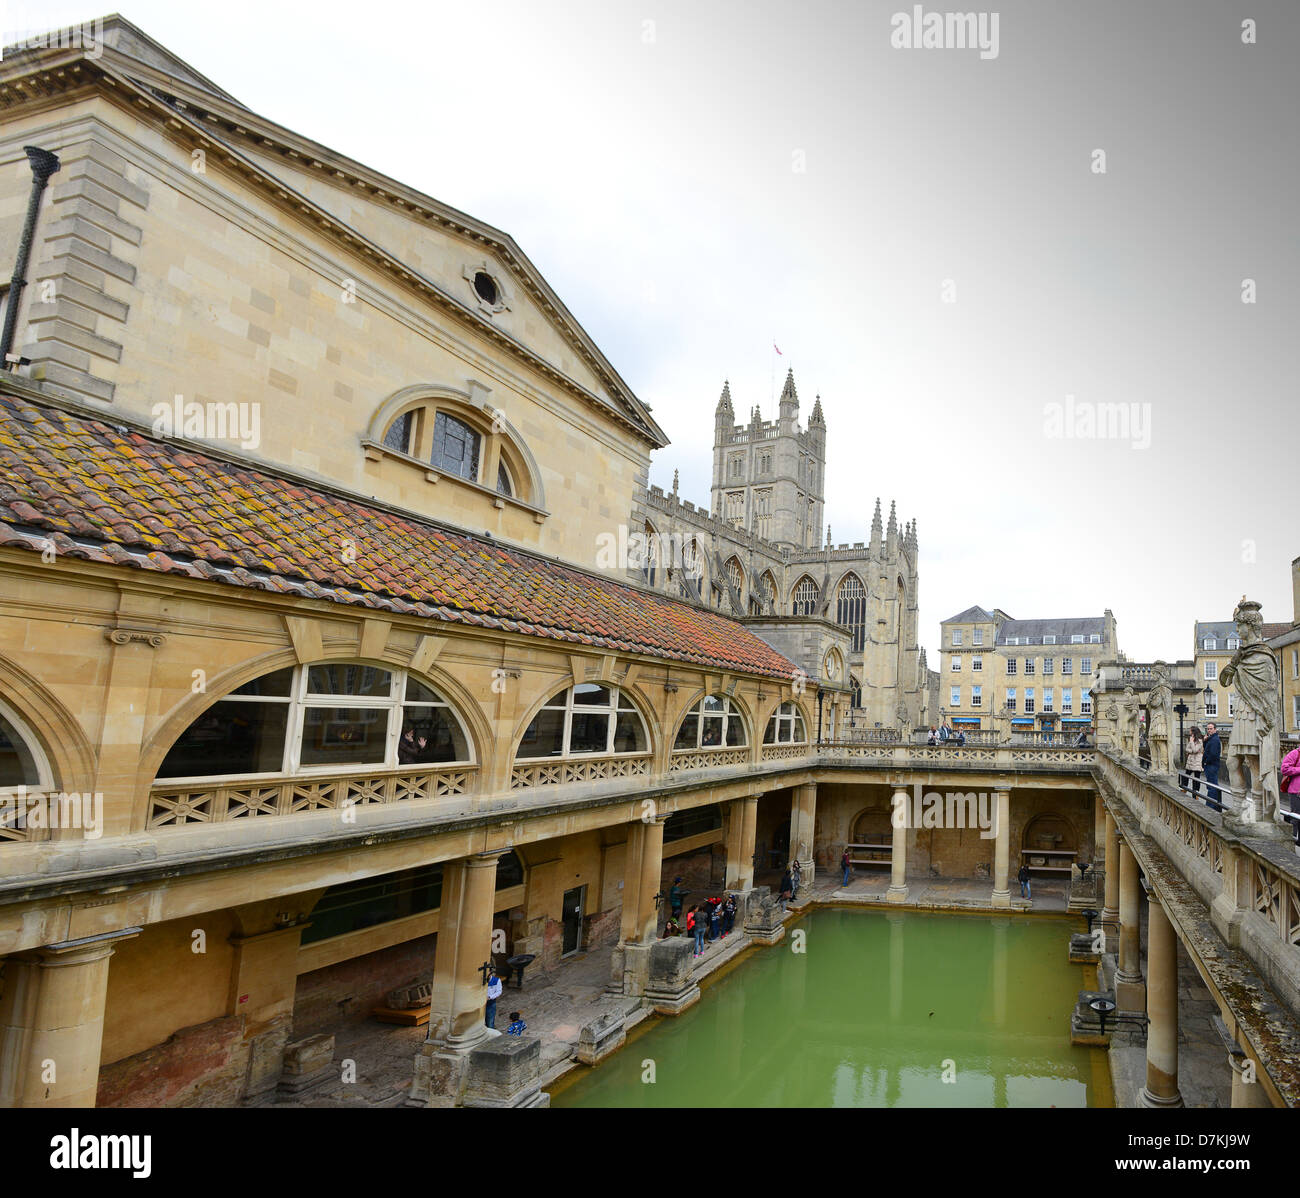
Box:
13 0 1296 662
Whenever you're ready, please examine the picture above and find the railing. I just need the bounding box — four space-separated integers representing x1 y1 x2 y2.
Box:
509 754 652 790
762 743 813 761
669 747 750 771
147 765 478 828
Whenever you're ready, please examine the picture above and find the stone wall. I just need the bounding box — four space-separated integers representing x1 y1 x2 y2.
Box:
291 932 437 1037
97 1014 249 1108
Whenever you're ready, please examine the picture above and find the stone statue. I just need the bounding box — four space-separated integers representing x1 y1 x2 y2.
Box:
1145 662 1173 776
1117 686 1140 760
895 699 910 736
1219 596 1282 827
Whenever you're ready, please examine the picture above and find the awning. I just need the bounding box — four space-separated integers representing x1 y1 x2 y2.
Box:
1061 718 1091 725
1012 718 1034 725
952 717 981 725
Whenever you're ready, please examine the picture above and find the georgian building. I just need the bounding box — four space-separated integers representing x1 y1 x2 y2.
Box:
939 607 1119 736
628 373 926 731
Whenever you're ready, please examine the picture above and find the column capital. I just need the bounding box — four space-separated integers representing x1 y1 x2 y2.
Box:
467 850 506 868
32 927 141 964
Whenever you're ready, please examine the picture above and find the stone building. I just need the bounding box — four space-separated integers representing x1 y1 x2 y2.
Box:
628 372 926 731
939 607 1119 736
1267 557 1300 745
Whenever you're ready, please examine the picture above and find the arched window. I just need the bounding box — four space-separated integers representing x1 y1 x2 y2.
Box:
155 665 474 782
764 701 808 745
836 573 868 652
760 571 777 613
0 700 49 790
791 575 819 616
725 556 744 599
680 540 704 602
516 683 649 759
850 674 862 708
674 694 748 750
371 391 537 505
642 521 658 587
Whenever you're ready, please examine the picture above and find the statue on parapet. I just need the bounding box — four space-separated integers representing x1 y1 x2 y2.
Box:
1219 596 1282 829
1145 662 1174 776
1117 686 1140 761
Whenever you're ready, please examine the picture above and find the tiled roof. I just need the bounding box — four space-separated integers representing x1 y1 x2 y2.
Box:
0 396 799 680
944 605 993 624
997 616 1105 645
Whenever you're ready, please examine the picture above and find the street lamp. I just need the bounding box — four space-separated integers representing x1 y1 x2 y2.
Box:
1202 684 1214 720
1174 696 1189 778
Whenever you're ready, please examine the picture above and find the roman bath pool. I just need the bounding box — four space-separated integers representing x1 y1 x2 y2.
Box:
552 907 1112 1107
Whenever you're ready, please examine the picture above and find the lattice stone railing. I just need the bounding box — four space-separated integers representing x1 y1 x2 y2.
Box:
148 767 477 828
762 744 812 761
1156 794 1223 876
671 748 751 771
1252 861 1300 948
510 755 652 790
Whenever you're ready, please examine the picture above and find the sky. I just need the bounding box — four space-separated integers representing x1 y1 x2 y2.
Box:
9 0 1296 663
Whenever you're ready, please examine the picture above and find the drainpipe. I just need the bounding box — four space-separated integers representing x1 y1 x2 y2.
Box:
1 146 62 369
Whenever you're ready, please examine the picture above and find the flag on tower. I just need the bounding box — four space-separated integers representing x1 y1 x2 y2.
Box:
773 342 782 355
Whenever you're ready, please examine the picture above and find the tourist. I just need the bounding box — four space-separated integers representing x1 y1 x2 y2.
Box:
778 867 793 912
691 905 707 955
1203 722 1223 811
485 969 503 1029
662 915 681 938
841 845 852 886
723 893 737 934
1017 863 1032 899
1075 729 1090 748
939 723 951 745
927 726 937 746
1185 727 1204 797
669 876 686 920
708 899 721 940
1282 745 1300 848
955 729 966 748
505 1011 526 1036
397 725 428 765
790 859 802 898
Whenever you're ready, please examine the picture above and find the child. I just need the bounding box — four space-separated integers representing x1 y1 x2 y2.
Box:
505 1011 526 1035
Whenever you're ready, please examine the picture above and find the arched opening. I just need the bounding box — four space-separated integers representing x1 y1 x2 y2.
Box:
1020 812 1078 872
836 572 868 652
516 683 650 759
791 575 818 616
673 694 748 751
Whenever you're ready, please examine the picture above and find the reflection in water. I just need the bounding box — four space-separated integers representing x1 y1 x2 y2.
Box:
553 908 1105 1108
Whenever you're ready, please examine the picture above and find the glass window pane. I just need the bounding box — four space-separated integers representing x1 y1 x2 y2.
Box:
725 716 746 747
382 410 414 453
700 715 724 747
307 664 393 698
397 707 468 764
572 684 612 706
674 712 699 750
702 695 726 714
496 461 513 497
617 691 637 711
569 712 610 753
299 707 390 767
157 700 289 778
230 668 295 698
404 676 446 705
792 714 807 742
431 411 481 482
613 712 647 754
517 708 566 758
0 712 41 787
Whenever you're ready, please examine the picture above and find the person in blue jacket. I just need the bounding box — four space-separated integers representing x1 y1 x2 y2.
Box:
1203 722 1223 812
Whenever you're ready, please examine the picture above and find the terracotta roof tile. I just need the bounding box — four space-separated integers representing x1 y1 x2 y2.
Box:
0 396 799 681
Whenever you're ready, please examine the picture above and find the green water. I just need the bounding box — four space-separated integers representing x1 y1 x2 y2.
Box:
553 908 1108 1108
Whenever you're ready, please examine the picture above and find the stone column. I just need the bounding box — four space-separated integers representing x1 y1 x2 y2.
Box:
991 789 1011 908
0 928 140 1107
1139 892 1183 1108
887 786 909 904
789 783 817 883
1094 792 1106 865
426 851 501 1052
725 795 759 891
1100 811 1120 951
1115 841 1145 1013
621 816 667 944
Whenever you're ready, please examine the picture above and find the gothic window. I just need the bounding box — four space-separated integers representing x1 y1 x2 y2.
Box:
642 521 658 587
759 453 771 474
155 666 474 781
517 684 649 759
725 556 744 599
680 539 704 602
792 575 818 616
431 411 481 482
729 456 744 479
674 694 747 750
764 701 808 745
754 489 772 540
725 491 745 528
835 573 867 652
850 675 862 708
760 571 777 613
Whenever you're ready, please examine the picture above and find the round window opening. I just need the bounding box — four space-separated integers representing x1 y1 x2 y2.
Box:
473 271 499 305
